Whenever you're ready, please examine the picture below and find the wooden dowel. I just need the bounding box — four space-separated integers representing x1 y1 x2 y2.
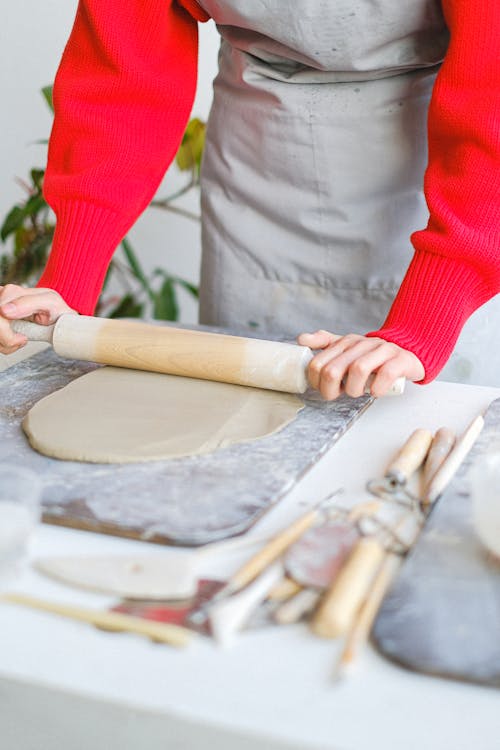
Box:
0 592 192 647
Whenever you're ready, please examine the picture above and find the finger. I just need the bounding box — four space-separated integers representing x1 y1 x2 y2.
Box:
343 342 400 398
306 335 366 390
0 284 43 306
296 330 342 349
318 339 382 400
0 292 65 323
370 353 425 397
0 316 27 354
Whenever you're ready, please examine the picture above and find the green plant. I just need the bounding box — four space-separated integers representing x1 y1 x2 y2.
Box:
0 86 205 321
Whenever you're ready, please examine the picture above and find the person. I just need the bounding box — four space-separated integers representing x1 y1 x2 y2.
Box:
0 0 498 401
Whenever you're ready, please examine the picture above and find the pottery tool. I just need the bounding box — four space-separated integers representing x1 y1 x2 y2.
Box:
0 591 192 647
312 431 435 639
34 530 274 600
372 406 499 687
11 316 405 396
272 503 379 625
367 428 433 506
337 418 480 679
208 563 284 648
422 427 456 494
310 536 387 639
422 414 484 505
188 497 338 626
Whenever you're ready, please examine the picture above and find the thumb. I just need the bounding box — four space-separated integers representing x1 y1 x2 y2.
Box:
297 329 341 350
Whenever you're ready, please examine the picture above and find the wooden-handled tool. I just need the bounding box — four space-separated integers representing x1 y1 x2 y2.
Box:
11 315 405 396
12 315 313 393
0 592 191 647
310 536 386 638
385 428 434 486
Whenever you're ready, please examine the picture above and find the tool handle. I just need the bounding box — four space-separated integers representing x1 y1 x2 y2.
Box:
274 588 320 625
425 414 484 505
334 552 401 675
386 428 433 485
0 592 191 647
10 319 55 343
422 428 456 492
230 509 318 592
311 537 386 638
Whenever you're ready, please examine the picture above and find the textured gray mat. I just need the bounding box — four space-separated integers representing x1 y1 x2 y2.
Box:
373 398 500 687
1 342 371 546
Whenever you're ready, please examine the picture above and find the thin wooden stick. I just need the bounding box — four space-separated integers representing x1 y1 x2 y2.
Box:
0 592 192 647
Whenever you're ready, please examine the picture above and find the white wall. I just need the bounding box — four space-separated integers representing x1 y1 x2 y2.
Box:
0 2 220 323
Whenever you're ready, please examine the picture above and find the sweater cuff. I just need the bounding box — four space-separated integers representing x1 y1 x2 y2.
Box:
37 200 131 315
366 250 494 383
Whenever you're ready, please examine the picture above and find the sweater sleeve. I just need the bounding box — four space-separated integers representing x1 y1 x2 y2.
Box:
367 0 500 383
38 0 201 314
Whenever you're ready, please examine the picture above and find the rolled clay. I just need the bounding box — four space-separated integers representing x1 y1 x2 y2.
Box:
22 367 304 464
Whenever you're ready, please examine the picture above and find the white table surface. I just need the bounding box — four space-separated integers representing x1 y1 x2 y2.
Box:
1 379 500 750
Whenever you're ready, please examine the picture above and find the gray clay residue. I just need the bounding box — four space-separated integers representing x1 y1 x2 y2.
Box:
0 345 371 545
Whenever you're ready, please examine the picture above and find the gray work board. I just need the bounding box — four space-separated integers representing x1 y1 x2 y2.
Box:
0 339 371 546
373 397 500 688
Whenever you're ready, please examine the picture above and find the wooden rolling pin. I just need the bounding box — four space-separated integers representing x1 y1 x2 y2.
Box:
12 315 406 396
12 315 313 394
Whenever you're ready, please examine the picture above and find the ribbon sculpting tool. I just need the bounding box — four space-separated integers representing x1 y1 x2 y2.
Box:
366 428 433 511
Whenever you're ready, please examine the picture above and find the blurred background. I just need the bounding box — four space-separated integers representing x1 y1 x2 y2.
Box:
1 2 499 385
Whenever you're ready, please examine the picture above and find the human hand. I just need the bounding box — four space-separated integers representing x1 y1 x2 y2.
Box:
0 284 76 355
297 330 425 400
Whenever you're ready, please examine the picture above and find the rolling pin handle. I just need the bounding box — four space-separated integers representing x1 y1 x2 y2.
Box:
10 319 55 344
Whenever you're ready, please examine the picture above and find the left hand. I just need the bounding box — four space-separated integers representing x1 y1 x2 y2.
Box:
297 330 425 400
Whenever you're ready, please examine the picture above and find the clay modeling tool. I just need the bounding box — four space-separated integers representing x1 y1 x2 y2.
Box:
34 531 274 601
332 552 401 679
333 423 477 678
284 520 360 593
423 414 484 506
310 536 387 639
267 576 303 602
188 496 339 626
208 562 284 648
0 591 192 647
11 315 405 396
313 432 434 639
273 587 321 625
276 502 380 625
367 428 433 508
422 427 456 494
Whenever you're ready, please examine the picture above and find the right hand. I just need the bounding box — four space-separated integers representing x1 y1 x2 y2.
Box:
0 284 76 355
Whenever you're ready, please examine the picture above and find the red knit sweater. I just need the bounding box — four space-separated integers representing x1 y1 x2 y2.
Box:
39 0 500 383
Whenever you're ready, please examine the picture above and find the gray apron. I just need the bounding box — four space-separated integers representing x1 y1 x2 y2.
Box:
197 1 449 337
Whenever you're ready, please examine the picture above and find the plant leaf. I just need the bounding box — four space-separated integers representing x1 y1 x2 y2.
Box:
174 278 199 298
120 237 155 302
42 85 54 113
153 276 179 320
1 206 26 241
108 293 144 319
175 118 205 173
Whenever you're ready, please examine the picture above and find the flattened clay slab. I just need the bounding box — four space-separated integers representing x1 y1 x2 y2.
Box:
22 367 303 463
